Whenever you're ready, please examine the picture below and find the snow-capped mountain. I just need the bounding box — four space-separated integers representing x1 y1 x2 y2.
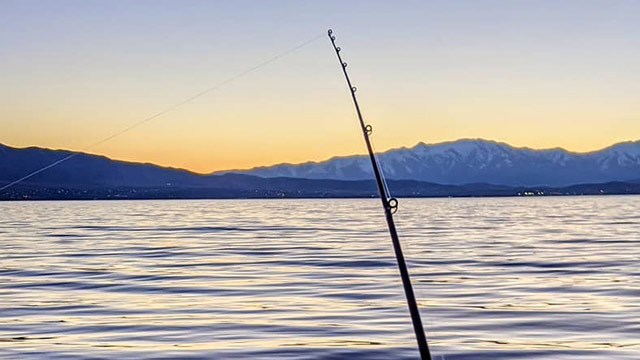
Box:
221 139 640 186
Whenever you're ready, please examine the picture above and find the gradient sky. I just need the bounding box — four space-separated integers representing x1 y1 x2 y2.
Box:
2 0 640 173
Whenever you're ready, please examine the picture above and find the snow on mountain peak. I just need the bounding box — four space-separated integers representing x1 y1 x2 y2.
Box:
223 139 640 186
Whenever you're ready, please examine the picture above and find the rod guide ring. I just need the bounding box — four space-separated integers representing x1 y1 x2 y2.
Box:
388 198 399 213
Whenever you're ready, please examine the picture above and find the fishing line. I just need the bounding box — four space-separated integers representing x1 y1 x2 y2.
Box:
370 140 392 200
0 32 325 193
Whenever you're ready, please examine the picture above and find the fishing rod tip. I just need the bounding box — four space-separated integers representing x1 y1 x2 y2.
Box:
327 29 333 36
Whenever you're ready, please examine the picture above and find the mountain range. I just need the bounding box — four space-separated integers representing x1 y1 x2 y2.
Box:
222 139 640 186
1 139 640 200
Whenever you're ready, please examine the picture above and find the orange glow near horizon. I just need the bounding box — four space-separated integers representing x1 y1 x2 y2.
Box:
2 1 640 173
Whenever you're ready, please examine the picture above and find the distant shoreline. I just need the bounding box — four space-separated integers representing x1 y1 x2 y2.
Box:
2 187 640 201
4 141 640 202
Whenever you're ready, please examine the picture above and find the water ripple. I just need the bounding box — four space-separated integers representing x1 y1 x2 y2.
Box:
0 197 638 359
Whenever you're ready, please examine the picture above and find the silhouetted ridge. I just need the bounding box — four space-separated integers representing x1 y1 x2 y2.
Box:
2 141 640 200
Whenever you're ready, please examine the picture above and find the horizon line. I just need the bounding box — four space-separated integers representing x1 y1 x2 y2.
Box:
3 137 640 175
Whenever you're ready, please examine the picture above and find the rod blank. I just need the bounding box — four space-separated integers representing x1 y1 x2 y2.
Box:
327 29 432 360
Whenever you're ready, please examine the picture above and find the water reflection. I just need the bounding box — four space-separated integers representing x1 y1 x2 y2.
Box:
0 197 638 359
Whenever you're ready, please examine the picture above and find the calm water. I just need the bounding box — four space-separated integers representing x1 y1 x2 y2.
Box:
0 197 638 359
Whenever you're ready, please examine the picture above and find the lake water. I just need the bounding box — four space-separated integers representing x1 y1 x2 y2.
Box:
0 197 638 359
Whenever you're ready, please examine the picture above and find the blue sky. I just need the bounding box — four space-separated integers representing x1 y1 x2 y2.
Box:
2 0 639 172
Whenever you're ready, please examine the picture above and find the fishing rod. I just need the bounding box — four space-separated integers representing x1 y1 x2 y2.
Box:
327 29 432 360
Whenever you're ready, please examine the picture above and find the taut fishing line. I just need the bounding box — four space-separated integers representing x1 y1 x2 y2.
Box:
0 33 324 193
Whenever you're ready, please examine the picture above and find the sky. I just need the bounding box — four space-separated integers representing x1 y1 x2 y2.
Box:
2 0 640 173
